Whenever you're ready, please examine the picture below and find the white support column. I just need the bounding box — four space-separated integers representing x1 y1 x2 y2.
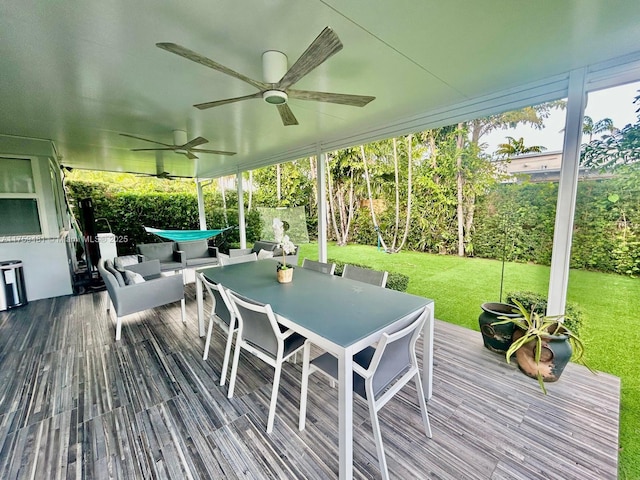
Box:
236 172 247 249
196 180 207 230
316 150 328 263
547 68 587 315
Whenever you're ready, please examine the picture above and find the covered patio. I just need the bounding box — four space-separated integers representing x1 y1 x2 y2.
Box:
1 1 637 478
0 289 619 479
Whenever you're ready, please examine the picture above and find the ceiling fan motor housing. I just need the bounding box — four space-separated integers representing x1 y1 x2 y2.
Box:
172 129 188 146
262 50 288 104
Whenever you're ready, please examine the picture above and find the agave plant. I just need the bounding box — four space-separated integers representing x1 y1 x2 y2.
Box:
492 299 591 393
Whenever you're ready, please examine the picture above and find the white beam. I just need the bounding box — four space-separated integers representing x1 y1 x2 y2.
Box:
547 68 587 315
196 180 206 230
316 151 328 263
236 172 246 249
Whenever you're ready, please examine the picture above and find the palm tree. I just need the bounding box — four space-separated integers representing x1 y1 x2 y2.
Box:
582 116 618 142
495 136 546 158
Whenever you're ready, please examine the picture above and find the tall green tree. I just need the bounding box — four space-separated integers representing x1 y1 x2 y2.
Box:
581 92 640 169
326 148 362 245
582 115 618 142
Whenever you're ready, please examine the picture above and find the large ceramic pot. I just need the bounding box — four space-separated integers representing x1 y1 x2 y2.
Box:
512 328 573 382
479 302 521 353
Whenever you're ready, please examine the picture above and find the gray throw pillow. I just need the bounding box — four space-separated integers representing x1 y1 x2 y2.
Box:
123 270 145 285
104 260 126 287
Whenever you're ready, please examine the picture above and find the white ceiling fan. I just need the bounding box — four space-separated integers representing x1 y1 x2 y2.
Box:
120 129 236 159
156 27 376 126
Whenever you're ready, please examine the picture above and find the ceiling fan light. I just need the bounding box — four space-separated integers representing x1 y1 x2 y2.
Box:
263 90 288 104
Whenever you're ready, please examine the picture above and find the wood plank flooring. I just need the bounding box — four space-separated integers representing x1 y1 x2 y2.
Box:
0 286 620 479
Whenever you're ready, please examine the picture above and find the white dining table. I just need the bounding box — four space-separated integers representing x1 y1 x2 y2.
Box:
196 260 435 480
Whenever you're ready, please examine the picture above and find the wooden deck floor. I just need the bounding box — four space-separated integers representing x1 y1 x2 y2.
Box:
0 286 620 479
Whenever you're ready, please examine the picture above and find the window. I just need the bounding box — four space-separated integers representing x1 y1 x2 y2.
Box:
0 157 43 236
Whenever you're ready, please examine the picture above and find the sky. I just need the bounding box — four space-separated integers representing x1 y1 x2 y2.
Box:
482 80 640 154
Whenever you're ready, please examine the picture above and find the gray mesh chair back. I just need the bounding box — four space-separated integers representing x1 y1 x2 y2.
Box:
226 290 306 433
232 298 279 357
198 273 236 386
301 258 336 275
219 252 258 266
299 306 431 480
342 264 388 288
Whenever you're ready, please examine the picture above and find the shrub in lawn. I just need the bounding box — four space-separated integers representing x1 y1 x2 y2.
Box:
328 258 409 292
506 290 583 337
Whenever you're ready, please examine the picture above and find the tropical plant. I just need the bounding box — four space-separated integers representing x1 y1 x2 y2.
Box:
495 136 546 158
581 91 639 169
492 299 590 394
582 115 618 142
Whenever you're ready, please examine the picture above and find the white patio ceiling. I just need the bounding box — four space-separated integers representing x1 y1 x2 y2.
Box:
2 1 640 179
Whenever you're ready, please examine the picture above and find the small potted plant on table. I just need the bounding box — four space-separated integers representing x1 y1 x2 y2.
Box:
272 218 296 283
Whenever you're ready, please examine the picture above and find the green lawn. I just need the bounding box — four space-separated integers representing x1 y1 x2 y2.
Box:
297 242 640 479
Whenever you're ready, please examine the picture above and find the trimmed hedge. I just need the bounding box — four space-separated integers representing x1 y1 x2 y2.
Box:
65 181 262 255
328 258 409 292
506 290 583 337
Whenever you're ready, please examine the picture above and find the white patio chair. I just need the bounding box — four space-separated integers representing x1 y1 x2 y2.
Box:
342 264 388 288
299 306 432 480
301 258 336 275
219 252 257 266
226 290 306 433
198 273 236 386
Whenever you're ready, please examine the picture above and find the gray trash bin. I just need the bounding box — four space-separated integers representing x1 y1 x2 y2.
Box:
0 260 28 311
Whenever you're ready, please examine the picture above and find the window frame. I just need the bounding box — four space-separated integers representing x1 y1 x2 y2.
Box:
0 155 50 238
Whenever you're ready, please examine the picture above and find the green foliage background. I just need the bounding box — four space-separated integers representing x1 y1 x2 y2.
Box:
472 167 640 276
66 179 262 255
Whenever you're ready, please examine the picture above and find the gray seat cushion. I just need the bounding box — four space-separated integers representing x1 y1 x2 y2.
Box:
177 240 210 259
185 257 219 267
137 243 175 262
158 261 184 272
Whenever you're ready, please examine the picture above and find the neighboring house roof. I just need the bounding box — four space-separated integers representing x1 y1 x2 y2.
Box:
498 151 613 182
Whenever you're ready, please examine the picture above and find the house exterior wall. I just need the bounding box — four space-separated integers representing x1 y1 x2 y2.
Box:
0 136 73 300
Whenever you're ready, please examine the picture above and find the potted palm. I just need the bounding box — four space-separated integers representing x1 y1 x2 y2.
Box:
492 299 591 394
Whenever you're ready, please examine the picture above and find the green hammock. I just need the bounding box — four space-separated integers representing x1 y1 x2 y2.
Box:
144 226 235 242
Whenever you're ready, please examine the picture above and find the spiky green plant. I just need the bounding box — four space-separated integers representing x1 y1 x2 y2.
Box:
492 299 591 394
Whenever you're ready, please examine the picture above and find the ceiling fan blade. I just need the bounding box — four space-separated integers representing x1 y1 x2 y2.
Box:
156 42 267 91
181 136 208 149
131 147 175 152
277 103 299 126
190 148 237 156
288 89 375 107
194 92 263 110
120 133 173 147
182 150 198 160
277 27 343 90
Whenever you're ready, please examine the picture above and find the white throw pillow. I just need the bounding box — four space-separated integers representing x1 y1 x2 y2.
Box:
257 249 274 260
114 255 139 271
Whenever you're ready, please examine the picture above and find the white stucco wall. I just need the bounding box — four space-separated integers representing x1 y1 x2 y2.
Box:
0 240 72 301
1 135 73 300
